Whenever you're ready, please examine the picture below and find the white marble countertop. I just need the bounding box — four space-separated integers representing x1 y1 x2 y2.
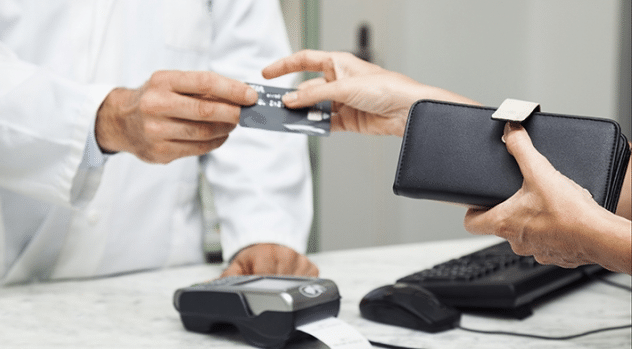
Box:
0 236 630 349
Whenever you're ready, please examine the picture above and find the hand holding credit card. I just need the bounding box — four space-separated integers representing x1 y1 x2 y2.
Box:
240 83 331 136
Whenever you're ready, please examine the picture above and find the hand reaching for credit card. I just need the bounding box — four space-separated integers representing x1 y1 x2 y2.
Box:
262 50 480 137
95 70 258 164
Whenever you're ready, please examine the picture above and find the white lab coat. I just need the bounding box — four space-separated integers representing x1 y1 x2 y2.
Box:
0 0 313 285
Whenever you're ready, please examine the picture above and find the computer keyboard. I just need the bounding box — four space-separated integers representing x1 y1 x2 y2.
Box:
396 241 605 319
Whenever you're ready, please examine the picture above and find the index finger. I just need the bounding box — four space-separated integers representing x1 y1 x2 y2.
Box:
154 70 258 106
262 49 337 82
146 91 241 124
463 207 494 236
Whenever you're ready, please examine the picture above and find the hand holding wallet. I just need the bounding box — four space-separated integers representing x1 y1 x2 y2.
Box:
393 100 630 212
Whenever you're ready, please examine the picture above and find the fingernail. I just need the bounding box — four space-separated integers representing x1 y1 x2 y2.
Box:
501 122 514 143
283 92 297 103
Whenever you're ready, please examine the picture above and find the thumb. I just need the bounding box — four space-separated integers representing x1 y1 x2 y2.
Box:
503 122 554 180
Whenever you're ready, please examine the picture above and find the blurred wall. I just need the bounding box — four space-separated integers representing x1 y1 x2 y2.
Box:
280 0 302 53
313 0 629 251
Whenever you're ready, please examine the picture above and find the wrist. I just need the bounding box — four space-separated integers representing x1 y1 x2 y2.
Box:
95 87 134 154
580 207 632 274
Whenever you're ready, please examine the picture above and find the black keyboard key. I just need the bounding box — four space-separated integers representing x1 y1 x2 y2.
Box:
396 241 605 318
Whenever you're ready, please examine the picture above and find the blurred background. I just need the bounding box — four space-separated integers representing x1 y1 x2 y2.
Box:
209 0 631 256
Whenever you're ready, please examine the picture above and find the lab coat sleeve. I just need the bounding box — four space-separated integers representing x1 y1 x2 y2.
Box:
202 0 313 261
0 42 114 207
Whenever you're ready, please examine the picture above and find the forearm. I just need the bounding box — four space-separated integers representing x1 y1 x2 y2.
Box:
0 45 112 206
582 209 632 274
414 83 482 107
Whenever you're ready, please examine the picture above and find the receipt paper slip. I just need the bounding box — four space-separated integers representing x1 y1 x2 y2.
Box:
297 317 372 349
240 83 331 136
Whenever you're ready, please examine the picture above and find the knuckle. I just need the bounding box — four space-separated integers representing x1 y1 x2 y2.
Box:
194 71 217 91
533 255 552 265
149 70 169 86
194 124 212 139
297 49 311 60
295 50 313 71
143 119 163 138
339 51 355 60
134 141 173 165
203 124 227 139
138 91 163 115
137 149 159 164
197 100 216 119
176 122 196 140
508 241 529 256
496 219 512 238
152 144 173 163
194 142 212 155
490 211 514 239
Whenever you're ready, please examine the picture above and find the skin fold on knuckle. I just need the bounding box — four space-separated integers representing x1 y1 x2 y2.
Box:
194 123 216 141
175 122 198 140
196 99 217 120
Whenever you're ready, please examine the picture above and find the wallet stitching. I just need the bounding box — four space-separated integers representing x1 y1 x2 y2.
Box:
399 100 620 206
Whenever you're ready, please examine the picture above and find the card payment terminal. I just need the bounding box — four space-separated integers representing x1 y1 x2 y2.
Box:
173 275 341 348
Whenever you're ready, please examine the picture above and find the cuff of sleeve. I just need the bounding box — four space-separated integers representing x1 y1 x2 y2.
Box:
71 84 116 206
79 114 110 169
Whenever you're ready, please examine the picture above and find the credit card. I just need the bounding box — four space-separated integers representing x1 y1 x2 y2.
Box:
240 83 331 136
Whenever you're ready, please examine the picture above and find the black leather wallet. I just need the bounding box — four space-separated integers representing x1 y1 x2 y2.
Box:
393 100 630 212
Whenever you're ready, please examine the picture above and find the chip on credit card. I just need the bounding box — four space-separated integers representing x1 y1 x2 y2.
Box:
240 83 331 136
